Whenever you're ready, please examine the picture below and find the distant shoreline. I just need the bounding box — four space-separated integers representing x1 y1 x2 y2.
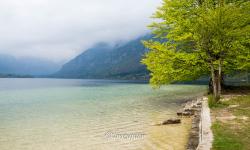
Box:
0 74 33 78
0 77 211 86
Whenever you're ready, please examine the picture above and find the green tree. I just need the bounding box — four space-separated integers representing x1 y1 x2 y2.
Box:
142 0 250 101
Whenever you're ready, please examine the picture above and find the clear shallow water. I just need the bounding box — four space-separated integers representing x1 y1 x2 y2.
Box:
0 78 206 150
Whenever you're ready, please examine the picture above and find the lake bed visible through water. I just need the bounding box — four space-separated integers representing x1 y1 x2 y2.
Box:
0 78 206 150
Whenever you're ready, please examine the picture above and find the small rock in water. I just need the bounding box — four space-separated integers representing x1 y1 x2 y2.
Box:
177 111 183 116
192 104 200 108
162 118 181 125
196 102 202 105
182 111 194 116
177 109 184 116
177 109 195 116
184 108 194 112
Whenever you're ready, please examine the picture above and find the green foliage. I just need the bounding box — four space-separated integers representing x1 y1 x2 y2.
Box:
142 40 208 86
142 0 250 87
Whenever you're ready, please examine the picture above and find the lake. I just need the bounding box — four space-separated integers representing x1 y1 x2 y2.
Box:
0 78 206 150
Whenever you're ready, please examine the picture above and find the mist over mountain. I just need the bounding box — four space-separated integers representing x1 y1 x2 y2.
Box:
54 34 152 80
0 55 61 76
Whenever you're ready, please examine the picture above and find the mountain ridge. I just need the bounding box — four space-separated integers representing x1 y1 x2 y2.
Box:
54 34 152 80
0 55 61 76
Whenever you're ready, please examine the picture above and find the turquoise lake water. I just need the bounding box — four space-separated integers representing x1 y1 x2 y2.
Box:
0 78 207 150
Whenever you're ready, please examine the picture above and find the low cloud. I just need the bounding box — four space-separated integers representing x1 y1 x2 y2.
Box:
0 0 161 62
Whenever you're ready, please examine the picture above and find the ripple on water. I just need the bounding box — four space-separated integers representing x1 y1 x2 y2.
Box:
0 79 206 150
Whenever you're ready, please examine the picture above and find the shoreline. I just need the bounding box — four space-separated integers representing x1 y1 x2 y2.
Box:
196 97 213 150
172 96 213 150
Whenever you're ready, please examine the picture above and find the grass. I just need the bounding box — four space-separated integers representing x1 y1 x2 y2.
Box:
211 95 250 150
208 94 228 108
212 122 244 150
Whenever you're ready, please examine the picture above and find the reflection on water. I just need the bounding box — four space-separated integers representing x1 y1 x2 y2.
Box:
0 78 206 150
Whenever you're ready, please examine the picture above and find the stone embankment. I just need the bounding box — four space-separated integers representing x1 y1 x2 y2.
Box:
156 97 213 150
179 97 213 150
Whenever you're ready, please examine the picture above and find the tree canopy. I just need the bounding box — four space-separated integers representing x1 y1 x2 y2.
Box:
142 0 250 100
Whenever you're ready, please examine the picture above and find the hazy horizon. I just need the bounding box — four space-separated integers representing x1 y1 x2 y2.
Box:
0 0 161 62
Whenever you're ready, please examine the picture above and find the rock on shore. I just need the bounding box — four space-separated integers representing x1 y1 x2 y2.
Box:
177 99 202 117
162 118 181 125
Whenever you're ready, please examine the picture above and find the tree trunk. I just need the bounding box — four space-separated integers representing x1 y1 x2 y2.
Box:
208 77 213 94
221 73 225 91
209 73 225 94
218 60 222 97
210 64 221 102
246 69 249 85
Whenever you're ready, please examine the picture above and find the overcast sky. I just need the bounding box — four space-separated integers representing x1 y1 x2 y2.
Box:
0 0 161 62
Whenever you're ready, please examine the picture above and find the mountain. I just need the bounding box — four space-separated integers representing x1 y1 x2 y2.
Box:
0 55 61 76
54 34 152 80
